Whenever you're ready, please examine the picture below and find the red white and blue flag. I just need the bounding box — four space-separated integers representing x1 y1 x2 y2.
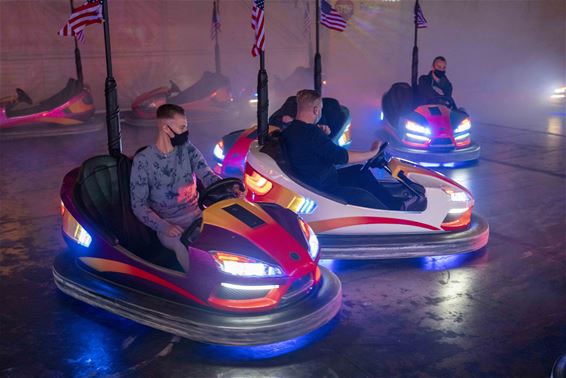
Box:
58 0 103 43
320 0 347 32
211 0 221 40
415 1 428 28
251 0 265 57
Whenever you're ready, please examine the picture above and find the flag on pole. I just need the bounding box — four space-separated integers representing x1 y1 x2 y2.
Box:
58 0 103 43
211 0 221 40
251 0 265 57
415 1 428 28
303 1 312 37
320 0 347 32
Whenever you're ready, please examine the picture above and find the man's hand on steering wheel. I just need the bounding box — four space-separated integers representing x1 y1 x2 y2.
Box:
361 141 389 172
370 140 383 155
232 183 245 198
199 178 245 209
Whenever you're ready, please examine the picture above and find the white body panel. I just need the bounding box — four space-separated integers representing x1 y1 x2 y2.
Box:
247 141 474 236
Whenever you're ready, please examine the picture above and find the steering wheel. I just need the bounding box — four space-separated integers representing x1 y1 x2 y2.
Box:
16 88 33 105
361 142 389 172
432 95 455 109
199 177 244 209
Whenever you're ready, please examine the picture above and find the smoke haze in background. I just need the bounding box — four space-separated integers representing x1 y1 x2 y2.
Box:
1 0 564 131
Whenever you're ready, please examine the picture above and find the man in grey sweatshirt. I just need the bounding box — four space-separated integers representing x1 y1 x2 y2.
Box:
130 104 223 273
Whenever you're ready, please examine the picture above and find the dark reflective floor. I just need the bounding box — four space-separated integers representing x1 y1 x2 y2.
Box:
1 108 565 377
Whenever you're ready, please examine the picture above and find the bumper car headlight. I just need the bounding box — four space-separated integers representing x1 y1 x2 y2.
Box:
405 120 431 135
442 187 471 202
213 252 284 277
61 202 92 248
213 140 225 160
551 86 565 99
298 218 320 261
454 118 471 134
440 188 473 231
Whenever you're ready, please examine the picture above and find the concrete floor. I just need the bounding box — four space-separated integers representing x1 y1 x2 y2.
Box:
0 107 565 377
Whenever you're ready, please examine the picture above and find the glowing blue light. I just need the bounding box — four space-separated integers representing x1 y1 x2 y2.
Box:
421 253 476 271
380 111 384 121
442 162 456 168
199 318 338 360
298 197 317 214
419 162 441 167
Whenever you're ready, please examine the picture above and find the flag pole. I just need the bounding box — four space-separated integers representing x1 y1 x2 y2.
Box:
214 0 221 74
314 0 322 94
69 0 84 84
101 0 122 156
307 2 314 69
257 50 269 146
411 0 420 104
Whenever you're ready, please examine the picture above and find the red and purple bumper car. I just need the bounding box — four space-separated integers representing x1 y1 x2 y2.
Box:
54 154 341 345
379 83 480 167
213 96 352 177
123 71 236 126
0 79 96 136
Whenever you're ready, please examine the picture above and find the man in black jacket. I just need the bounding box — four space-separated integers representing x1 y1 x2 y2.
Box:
282 90 404 210
418 56 456 108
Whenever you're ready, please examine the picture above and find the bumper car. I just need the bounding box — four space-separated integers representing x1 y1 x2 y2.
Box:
243 133 489 259
54 153 341 345
123 71 236 126
213 96 352 177
379 83 480 167
0 79 98 137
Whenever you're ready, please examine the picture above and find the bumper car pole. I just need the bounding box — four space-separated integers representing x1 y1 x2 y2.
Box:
69 0 84 85
213 0 221 74
411 0 420 106
314 0 322 95
257 50 269 146
101 0 122 156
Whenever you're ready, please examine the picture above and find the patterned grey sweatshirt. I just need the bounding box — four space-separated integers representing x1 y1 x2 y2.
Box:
130 142 221 232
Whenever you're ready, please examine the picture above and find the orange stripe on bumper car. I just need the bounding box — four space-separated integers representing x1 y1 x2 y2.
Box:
79 257 206 305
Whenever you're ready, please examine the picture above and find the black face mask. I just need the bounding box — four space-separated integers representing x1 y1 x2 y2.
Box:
434 69 446 78
169 127 189 146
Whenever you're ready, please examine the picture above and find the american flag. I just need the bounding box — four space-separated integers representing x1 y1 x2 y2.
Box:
58 0 103 43
320 0 347 32
251 0 265 57
211 0 221 41
303 2 312 37
415 1 428 28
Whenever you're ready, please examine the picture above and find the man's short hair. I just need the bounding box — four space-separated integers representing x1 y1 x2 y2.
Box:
296 89 322 111
433 56 447 65
156 104 185 119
